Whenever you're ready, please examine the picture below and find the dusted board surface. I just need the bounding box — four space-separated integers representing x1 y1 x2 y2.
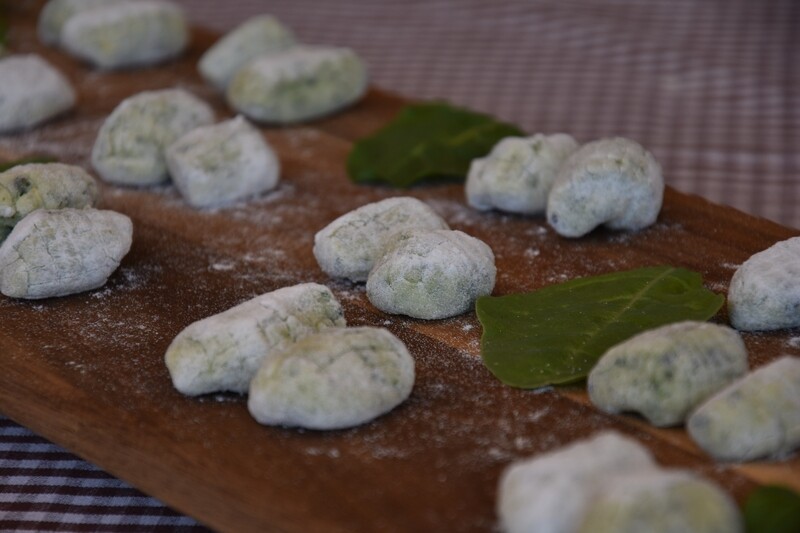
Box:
1 3 799 532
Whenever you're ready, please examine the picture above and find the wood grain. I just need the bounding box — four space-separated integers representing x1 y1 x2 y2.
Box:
1 2 799 531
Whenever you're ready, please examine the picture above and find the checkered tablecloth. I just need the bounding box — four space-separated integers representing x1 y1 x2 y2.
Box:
2 0 798 530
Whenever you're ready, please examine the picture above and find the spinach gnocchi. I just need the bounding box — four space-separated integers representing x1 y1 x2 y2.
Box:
577 470 741 533
546 137 664 238
498 432 658 533
165 283 345 396
313 196 449 283
498 431 742 533
366 229 496 319
227 45 368 124
0 208 132 299
688 356 800 461
588 321 748 427
727 236 800 331
91 88 214 186
198 14 295 91
165 116 280 208
248 327 414 430
37 0 128 45
0 55 76 133
0 163 99 235
60 1 188 69
466 133 578 215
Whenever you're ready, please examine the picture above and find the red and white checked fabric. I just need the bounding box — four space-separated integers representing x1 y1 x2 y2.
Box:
2 0 798 530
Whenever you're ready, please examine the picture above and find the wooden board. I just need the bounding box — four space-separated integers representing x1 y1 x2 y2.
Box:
2 3 799 531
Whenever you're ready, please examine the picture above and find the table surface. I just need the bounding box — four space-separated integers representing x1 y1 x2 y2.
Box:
1 0 799 531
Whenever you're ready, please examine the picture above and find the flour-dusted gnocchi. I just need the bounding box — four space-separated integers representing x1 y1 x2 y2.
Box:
0 208 132 299
546 137 664 238
588 321 748 427
165 283 345 396
198 14 295 91
497 431 658 533
60 0 188 69
366 229 496 319
0 55 76 133
92 89 214 186
37 0 128 45
248 326 414 430
313 196 449 283
227 45 368 124
0 163 99 234
688 356 800 461
727 237 800 331
577 470 741 533
466 133 578 215
165 116 280 208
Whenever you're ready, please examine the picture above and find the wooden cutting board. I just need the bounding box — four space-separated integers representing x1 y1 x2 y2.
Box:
1 2 799 531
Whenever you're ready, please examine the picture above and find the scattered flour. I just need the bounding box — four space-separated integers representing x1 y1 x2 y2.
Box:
305 447 341 459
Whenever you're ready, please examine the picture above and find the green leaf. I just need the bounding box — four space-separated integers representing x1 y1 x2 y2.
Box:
476 266 725 388
347 102 523 187
744 485 800 533
0 156 58 172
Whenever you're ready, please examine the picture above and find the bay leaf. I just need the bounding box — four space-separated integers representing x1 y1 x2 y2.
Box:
476 266 724 388
346 102 523 187
744 485 800 533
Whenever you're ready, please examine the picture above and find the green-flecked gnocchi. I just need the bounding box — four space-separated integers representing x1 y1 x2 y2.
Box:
687 356 800 462
727 236 800 331
366 229 496 320
0 55 76 133
313 196 449 283
227 45 368 124
60 0 188 69
37 0 128 45
92 88 214 186
498 431 658 533
165 283 345 396
587 321 748 427
0 163 99 235
466 133 578 215
165 116 280 208
247 326 414 430
498 431 742 533
198 14 295 91
546 137 664 238
0 208 132 299
577 470 742 533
